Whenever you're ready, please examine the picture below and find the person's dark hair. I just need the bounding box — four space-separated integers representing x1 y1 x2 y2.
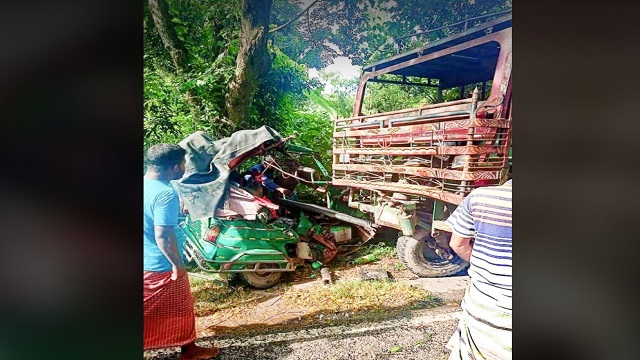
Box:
145 144 186 171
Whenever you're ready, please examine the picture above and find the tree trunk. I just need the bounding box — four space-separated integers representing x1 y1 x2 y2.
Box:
225 0 273 128
148 0 187 72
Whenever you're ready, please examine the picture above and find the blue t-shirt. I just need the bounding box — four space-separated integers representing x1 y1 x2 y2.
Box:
143 178 184 272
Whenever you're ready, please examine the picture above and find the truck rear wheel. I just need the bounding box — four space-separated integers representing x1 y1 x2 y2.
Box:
240 264 282 289
401 232 468 277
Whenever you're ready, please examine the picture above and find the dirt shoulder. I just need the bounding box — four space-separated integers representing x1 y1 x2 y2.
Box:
191 252 468 338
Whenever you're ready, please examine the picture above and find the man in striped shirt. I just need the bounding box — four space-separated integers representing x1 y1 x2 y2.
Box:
445 179 512 359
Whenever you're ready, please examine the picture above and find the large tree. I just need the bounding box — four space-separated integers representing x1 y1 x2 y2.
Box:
225 0 274 127
147 0 188 73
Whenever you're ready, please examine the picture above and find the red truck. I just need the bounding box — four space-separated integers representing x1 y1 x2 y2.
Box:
331 13 512 277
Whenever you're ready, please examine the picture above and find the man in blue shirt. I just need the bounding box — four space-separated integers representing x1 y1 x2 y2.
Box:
143 143 219 360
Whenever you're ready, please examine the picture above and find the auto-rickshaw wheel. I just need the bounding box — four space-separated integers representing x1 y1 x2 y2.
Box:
240 263 283 289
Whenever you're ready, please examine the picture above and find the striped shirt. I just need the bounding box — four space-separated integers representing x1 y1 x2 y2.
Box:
445 180 512 359
446 180 512 313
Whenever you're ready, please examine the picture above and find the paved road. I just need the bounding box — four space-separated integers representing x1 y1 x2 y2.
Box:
145 306 462 360
406 275 469 303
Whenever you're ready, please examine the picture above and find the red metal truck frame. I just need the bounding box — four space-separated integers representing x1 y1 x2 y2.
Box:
330 14 512 277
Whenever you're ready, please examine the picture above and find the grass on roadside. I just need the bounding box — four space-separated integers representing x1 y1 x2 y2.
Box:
333 241 409 278
355 241 397 259
281 279 439 313
189 276 289 316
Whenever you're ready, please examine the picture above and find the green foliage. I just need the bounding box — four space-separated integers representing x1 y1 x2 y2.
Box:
254 46 335 172
317 71 359 118
279 97 334 168
144 0 240 151
168 0 241 68
144 1 329 154
273 0 511 67
303 88 339 120
250 46 312 130
145 0 336 181
389 0 511 52
271 0 327 69
357 242 397 259
143 52 236 147
360 74 437 114
394 261 407 271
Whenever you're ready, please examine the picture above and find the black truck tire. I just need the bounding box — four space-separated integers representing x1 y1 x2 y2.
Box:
240 264 283 289
396 228 430 261
401 232 468 277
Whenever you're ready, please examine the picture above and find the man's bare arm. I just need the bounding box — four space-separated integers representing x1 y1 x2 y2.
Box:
154 225 186 279
449 233 474 262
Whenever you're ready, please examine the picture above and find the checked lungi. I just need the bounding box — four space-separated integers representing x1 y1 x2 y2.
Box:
143 271 196 350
